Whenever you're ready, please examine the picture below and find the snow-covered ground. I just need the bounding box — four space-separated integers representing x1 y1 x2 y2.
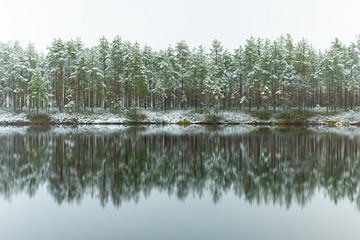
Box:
0 110 28 124
0 109 256 125
309 110 360 125
144 110 255 124
50 112 127 124
1 108 360 126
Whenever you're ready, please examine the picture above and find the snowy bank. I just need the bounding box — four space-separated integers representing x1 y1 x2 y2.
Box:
143 110 255 124
0 109 256 125
2 108 360 126
309 110 360 126
0 111 28 125
50 112 127 124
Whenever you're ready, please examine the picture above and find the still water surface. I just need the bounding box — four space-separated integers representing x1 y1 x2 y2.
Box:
0 125 360 240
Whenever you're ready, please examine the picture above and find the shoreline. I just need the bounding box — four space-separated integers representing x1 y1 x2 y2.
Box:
0 109 360 127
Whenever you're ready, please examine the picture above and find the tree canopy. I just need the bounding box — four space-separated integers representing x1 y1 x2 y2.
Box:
1 35 360 112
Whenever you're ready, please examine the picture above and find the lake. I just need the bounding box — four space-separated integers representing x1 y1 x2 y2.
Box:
0 125 360 240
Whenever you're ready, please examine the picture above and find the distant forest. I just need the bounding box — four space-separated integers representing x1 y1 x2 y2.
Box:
0 35 359 113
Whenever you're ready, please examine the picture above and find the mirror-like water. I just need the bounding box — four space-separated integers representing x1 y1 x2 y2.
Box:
1 125 360 240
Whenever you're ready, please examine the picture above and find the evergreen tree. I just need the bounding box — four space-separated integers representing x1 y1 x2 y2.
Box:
189 46 208 109
28 72 47 114
175 41 191 108
98 36 110 108
47 39 66 111
206 39 226 109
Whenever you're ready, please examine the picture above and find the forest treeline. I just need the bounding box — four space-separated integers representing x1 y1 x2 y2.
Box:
1 34 360 113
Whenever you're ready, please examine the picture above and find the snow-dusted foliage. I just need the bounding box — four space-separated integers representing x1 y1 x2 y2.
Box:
0 35 360 114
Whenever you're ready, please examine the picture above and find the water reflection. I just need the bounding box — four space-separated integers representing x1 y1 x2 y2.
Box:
0 125 360 209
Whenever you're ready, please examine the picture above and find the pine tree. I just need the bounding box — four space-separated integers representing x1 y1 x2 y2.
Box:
110 36 125 108
86 47 101 111
47 39 66 111
98 36 110 108
244 37 258 111
126 42 147 107
142 45 156 108
189 46 208 109
175 41 191 108
233 46 245 109
206 39 226 110
28 72 47 114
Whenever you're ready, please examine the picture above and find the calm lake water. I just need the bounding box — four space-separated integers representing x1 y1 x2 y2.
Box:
1 125 360 240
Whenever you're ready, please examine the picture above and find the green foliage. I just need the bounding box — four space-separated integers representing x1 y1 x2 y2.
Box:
205 113 223 124
276 109 317 120
176 119 191 125
275 109 316 125
27 113 51 125
64 101 76 113
252 111 273 120
123 108 147 122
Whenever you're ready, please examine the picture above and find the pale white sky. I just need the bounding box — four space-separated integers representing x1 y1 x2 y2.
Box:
0 0 359 52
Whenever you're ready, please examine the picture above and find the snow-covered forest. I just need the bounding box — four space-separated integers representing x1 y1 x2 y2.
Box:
1 35 360 113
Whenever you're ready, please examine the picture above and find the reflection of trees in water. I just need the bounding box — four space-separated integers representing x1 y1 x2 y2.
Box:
0 127 360 208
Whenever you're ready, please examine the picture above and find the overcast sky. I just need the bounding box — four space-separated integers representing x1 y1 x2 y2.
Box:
0 0 359 52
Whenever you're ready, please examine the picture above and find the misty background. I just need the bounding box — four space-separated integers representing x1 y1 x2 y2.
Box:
0 0 358 51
